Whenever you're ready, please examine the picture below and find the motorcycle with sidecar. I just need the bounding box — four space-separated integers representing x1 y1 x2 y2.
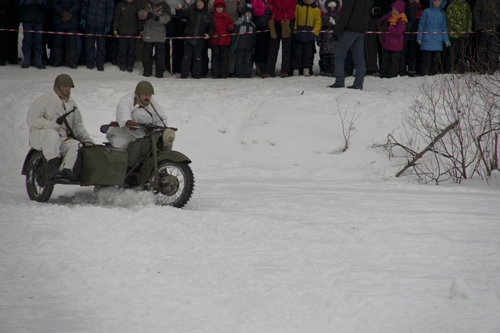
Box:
22 121 194 208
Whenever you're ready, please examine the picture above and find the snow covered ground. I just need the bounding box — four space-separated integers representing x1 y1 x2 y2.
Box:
1 63 499 332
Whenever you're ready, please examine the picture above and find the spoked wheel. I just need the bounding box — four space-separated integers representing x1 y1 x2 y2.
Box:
26 151 54 202
148 160 194 208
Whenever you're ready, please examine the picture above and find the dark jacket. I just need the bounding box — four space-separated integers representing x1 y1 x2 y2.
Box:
18 0 51 24
473 0 500 33
81 0 115 27
232 16 256 49
113 0 141 35
176 0 214 46
334 0 373 34
319 0 340 54
53 0 80 29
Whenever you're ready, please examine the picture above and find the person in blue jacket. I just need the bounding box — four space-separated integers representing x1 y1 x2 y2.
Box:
416 0 450 75
52 0 80 68
81 0 114 71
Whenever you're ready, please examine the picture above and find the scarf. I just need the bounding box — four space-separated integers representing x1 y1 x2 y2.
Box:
53 86 70 101
135 95 150 107
388 13 408 25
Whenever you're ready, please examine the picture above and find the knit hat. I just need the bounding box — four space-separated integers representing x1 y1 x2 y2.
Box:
243 3 254 15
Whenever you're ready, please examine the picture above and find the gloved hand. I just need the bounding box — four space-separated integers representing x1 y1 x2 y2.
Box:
264 7 272 16
445 41 451 48
139 31 143 37
104 26 110 34
113 30 118 36
329 17 336 25
417 39 421 45
80 18 85 29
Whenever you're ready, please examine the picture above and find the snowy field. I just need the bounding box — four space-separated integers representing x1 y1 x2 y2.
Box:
1 63 499 332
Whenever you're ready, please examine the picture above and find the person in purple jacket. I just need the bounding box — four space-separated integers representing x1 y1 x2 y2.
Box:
379 0 407 78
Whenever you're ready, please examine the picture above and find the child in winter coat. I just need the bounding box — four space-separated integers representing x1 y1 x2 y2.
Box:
210 0 234 78
444 0 472 73
292 0 321 77
417 0 450 75
379 0 407 78
176 0 214 78
232 4 256 78
113 0 141 72
318 0 340 76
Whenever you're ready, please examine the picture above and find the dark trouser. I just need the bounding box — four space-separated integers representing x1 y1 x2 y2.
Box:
235 49 253 76
444 37 466 73
380 49 400 78
21 22 43 64
334 31 365 87
201 40 209 76
398 34 410 75
266 18 295 75
254 27 270 69
211 45 229 78
181 42 203 77
52 29 78 66
118 37 136 68
366 17 383 72
320 53 335 74
86 25 106 67
421 50 442 76
166 18 186 74
406 40 421 75
292 40 314 70
143 41 166 76
476 33 500 73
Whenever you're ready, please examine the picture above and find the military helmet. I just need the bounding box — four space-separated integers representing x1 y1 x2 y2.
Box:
135 81 155 95
54 74 75 88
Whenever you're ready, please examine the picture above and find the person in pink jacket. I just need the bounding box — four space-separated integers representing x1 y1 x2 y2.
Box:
261 0 296 77
379 0 407 78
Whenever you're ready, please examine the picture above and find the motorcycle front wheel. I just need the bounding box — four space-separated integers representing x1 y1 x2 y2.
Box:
26 150 54 202
148 160 194 208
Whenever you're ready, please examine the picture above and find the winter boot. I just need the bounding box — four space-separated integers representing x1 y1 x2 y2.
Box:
21 53 30 68
47 158 63 179
303 68 311 77
293 69 299 76
62 168 79 181
34 52 45 69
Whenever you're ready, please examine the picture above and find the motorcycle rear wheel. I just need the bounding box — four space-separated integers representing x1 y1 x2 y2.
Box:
26 151 54 202
149 160 194 208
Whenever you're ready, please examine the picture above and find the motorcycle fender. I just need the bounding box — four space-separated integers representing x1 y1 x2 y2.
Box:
138 150 192 185
22 148 39 176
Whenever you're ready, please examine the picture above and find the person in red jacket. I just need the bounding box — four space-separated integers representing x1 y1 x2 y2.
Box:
210 0 234 78
261 0 296 77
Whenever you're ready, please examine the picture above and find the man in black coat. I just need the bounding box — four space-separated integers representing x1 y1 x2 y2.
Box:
52 0 80 68
328 0 373 90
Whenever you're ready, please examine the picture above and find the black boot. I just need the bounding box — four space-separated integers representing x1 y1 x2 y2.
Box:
47 158 63 179
63 168 79 181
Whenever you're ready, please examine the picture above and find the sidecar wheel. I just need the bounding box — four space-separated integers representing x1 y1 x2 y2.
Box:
149 160 194 208
26 151 54 202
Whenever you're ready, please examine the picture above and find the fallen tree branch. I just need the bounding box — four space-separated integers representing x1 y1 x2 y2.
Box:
395 119 460 177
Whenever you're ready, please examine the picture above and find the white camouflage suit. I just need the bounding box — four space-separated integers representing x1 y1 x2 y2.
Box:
106 92 168 150
27 90 94 170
